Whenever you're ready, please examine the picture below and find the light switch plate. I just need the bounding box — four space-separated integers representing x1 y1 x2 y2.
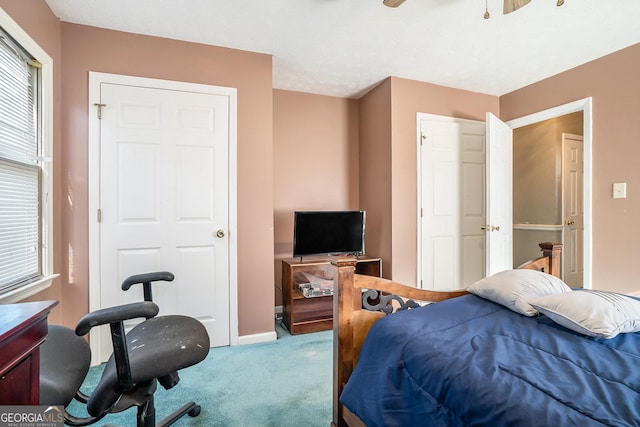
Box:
613 182 627 199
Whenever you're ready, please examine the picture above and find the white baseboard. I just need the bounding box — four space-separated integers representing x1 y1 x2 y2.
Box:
237 330 277 346
234 305 283 346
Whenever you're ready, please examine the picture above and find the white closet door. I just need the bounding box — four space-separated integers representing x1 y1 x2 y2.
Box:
92 79 231 363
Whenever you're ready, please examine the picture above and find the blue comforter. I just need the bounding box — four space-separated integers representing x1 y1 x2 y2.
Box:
340 294 640 426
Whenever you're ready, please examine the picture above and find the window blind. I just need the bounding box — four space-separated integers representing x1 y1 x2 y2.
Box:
0 27 41 292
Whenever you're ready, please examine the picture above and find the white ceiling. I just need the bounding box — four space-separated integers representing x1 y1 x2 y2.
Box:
44 0 640 99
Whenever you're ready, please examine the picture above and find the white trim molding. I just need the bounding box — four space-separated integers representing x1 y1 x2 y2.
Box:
508 97 593 290
0 7 56 302
237 331 278 346
0 274 59 304
513 223 563 231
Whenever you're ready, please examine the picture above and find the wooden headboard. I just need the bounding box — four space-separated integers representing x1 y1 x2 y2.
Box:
331 242 562 427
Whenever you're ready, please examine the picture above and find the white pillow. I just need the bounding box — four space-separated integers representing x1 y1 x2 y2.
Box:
467 269 571 316
530 290 640 339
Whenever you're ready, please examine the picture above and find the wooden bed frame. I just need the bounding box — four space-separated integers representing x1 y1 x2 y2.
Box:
331 242 562 427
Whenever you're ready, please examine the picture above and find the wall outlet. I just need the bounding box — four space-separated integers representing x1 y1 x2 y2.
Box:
613 182 627 199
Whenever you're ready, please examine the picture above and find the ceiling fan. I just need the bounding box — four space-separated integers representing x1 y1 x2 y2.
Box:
383 0 565 19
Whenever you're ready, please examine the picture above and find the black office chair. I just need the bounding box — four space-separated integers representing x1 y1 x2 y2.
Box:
40 272 210 427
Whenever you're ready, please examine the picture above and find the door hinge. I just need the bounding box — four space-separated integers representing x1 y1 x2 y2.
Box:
97 208 102 222
420 133 426 145
94 103 107 120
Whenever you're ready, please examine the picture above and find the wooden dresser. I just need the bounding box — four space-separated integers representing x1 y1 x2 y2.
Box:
0 300 58 404
282 256 381 334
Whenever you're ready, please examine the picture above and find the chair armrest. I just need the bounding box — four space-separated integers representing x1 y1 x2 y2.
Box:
75 301 159 392
121 271 175 302
75 302 159 336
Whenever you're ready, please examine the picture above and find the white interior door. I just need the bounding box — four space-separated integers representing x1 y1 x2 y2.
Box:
562 133 584 287
91 78 232 363
485 113 513 275
418 115 485 290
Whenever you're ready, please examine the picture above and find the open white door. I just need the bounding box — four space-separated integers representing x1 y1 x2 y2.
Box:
485 113 513 275
418 115 485 290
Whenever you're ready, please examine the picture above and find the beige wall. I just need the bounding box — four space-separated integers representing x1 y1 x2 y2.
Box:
362 77 499 285
502 42 640 294
513 112 583 225
273 90 359 305
358 79 393 277
58 24 275 336
2 2 276 337
276 77 500 291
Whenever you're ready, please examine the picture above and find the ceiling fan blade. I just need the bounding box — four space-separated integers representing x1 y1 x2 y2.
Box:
383 0 406 8
503 0 531 14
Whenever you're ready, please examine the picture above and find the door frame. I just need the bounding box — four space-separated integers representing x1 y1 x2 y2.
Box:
507 98 592 289
416 97 592 290
87 72 239 356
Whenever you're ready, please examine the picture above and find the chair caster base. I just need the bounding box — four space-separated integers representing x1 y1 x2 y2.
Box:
156 401 202 427
187 405 201 417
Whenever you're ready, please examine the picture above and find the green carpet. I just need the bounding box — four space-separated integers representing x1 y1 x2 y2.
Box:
67 321 333 426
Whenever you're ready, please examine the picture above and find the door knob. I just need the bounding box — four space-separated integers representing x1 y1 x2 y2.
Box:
491 225 500 232
216 229 225 238
566 219 575 226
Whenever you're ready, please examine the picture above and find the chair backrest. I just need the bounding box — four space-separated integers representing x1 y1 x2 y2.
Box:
40 325 91 407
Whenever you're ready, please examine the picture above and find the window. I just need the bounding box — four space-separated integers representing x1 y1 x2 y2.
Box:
0 10 55 303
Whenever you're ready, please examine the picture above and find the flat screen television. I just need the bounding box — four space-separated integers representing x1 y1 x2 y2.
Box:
293 211 365 258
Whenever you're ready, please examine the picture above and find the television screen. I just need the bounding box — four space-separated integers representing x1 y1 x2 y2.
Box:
293 211 365 257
